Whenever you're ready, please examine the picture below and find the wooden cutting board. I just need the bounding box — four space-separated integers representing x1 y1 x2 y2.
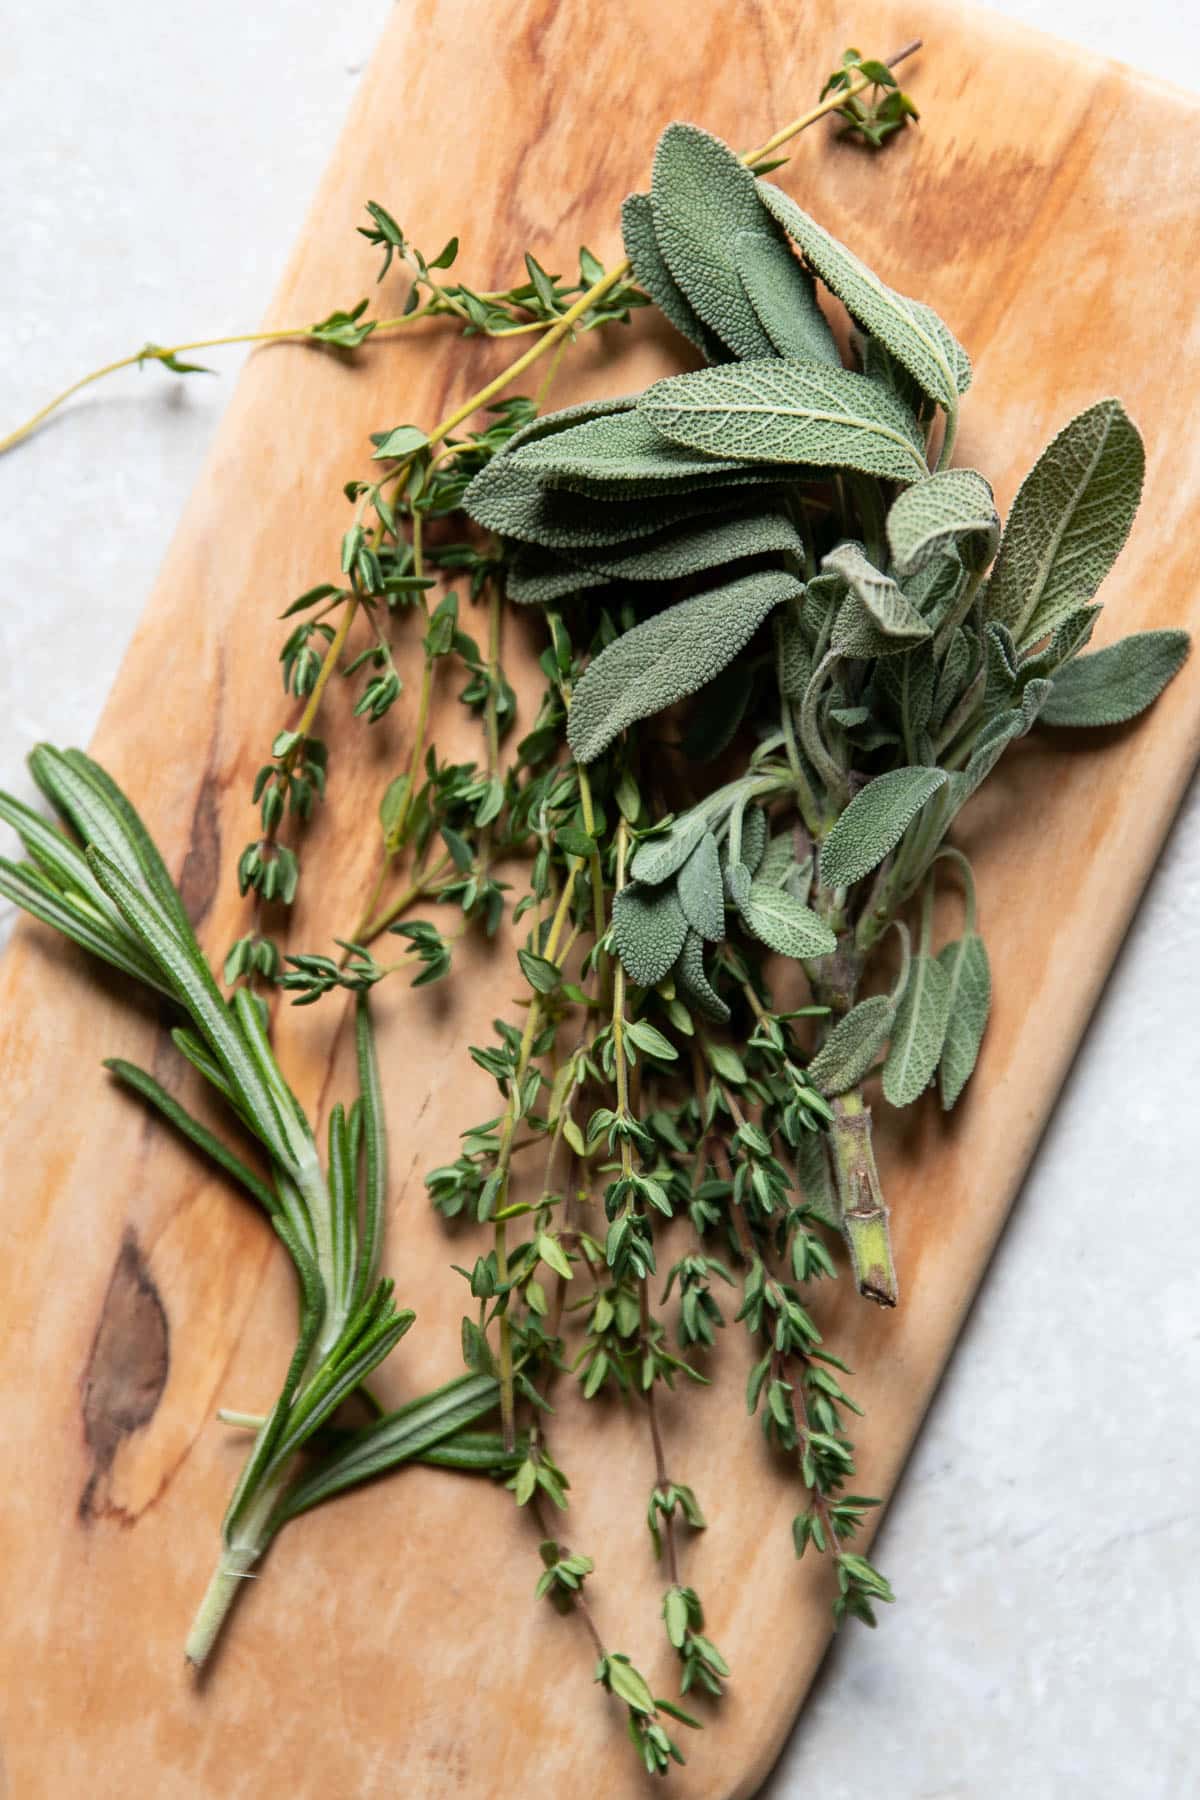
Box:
2 2 1198 1794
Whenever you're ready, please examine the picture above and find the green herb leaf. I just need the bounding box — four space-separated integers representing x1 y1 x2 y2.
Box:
1039 629 1189 727
823 540 931 644
621 191 726 361
649 122 779 359
675 929 730 1023
985 399 1144 647
511 408 750 496
807 994 894 1095
640 358 928 483
568 569 801 761
886 468 999 576
675 831 725 940
734 229 841 365
759 181 971 411
937 934 992 1109
820 766 947 887
882 952 951 1107
738 882 837 959
612 882 689 986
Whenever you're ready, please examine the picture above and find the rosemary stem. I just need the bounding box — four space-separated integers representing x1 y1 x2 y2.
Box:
184 1462 292 1668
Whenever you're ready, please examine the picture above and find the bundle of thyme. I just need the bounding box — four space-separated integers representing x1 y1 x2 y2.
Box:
1 41 1189 1782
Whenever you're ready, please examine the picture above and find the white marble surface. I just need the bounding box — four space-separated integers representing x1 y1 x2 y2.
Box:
2 5 1197 1796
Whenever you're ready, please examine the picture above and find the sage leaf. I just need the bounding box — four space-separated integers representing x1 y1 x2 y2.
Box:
612 882 689 987
506 545 610 605
725 860 753 911
676 832 725 940
877 644 936 748
675 929 730 1024
724 801 767 876
937 934 991 1109
734 229 841 365
820 766 947 887
777 601 812 699
621 191 726 361
759 182 971 411
930 627 973 732
568 568 801 761
640 358 928 483
739 882 836 959
986 399 1144 647
649 122 778 359
882 952 951 1107
823 541 932 644
465 456 776 550
630 808 711 885
755 829 800 889
1019 604 1101 683
500 393 638 457
807 994 894 1095
886 469 999 576
1039 629 1189 727
512 408 750 496
576 506 802 583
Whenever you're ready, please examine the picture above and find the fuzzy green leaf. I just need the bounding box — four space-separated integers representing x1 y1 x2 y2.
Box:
650 123 779 359
612 882 689 987
640 358 928 484
882 952 951 1107
675 929 730 1024
807 994 894 1095
823 541 932 645
568 569 801 761
819 767 947 888
465 454 773 551
759 182 971 410
621 190 725 360
1039 629 1189 727
886 469 999 576
676 832 725 941
986 399 1144 648
512 409 750 496
576 507 803 584
739 883 836 959
937 934 991 1109
734 229 841 365
630 809 711 885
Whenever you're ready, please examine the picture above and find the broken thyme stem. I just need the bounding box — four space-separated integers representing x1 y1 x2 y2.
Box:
829 1088 897 1307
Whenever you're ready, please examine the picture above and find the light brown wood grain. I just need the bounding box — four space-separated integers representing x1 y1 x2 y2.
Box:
1 2 1198 1794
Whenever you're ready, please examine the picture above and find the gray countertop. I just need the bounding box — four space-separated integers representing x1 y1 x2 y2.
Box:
2 4 1196 1794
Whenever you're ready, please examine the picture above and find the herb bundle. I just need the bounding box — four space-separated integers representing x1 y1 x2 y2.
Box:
0 41 1189 1783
